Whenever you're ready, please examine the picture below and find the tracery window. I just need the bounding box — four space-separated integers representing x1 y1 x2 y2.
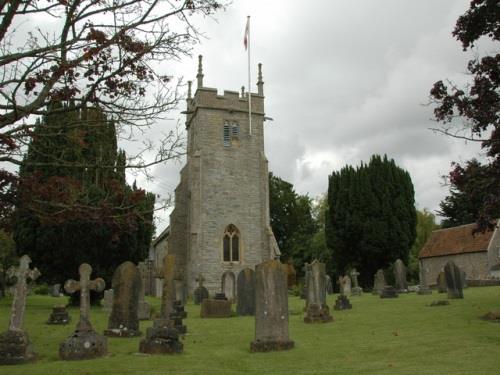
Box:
223 224 240 262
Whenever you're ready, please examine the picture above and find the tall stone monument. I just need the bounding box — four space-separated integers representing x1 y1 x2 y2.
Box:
444 261 464 299
59 263 106 360
236 268 256 316
137 262 151 320
104 261 141 337
139 255 183 354
393 259 408 292
0 255 40 365
304 260 333 323
350 269 363 296
250 260 294 352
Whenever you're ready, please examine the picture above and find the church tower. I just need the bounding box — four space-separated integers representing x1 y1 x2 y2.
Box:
167 56 279 299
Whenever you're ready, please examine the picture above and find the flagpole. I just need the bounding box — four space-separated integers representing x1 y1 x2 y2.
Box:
247 15 252 136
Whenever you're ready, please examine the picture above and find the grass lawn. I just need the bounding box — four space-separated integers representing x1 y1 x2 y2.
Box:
0 287 499 375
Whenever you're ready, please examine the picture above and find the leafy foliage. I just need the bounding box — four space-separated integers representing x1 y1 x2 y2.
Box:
13 104 155 286
326 155 417 287
430 0 499 231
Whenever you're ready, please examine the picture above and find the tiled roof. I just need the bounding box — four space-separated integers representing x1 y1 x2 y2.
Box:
419 223 495 259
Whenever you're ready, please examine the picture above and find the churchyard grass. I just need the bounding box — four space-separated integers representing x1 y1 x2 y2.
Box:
0 286 499 375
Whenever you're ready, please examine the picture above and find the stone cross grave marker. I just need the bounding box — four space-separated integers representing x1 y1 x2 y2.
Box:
194 274 209 305
8 255 40 332
350 268 362 296
64 263 105 333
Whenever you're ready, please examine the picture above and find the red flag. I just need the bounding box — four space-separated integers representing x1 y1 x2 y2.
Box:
244 17 250 50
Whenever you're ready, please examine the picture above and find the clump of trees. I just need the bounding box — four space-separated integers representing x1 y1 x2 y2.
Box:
430 0 499 231
326 155 416 287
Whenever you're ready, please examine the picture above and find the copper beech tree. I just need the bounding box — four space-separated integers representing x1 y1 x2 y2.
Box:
0 0 224 228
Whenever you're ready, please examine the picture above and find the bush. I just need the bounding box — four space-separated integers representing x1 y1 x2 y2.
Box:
32 283 49 295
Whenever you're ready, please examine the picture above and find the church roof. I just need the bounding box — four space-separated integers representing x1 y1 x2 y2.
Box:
419 223 496 259
152 225 170 247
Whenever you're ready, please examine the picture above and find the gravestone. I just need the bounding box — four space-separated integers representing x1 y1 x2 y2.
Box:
304 260 333 323
285 261 296 289
193 274 209 305
372 269 386 295
460 269 468 288
334 276 352 310
137 262 151 320
200 294 232 318
236 268 256 316
417 264 432 295
300 263 309 299
325 275 333 295
221 271 236 303
104 261 141 337
350 269 363 296
436 271 447 293
59 263 107 361
170 300 187 334
393 259 408 292
47 305 70 325
49 284 61 297
250 260 294 352
444 261 463 299
0 255 40 365
139 255 183 354
102 289 113 314
380 285 398 299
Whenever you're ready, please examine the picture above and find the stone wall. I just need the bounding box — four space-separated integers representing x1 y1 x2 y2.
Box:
486 227 500 272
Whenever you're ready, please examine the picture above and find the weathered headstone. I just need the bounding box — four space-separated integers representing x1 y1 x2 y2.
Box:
102 289 113 314
59 263 107 361
436 271 447 293
372 269 386 295
137 262 151 320
325 275 333 295
139 255 183 354
193 274 209 305
285 260 296 289
221 271 236 303
250 260 294 352
334 276 352 310
47 305 70 325
444 261 463 299
417 263 432 295
49 284 61 297
0 255 40 365
236 268 256 316
304 260 333 323
393 259 408 292
350 269 363 296
380 285 398 299
104 261 141 337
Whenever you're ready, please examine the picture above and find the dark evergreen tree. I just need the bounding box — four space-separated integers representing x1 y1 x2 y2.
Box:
14 103 155 289
326 155 417 287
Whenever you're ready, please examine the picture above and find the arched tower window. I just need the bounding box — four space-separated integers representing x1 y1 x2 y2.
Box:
223 224 240 262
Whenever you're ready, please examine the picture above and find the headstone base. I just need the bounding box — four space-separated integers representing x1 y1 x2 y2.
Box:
47 306 71 325
104 327 141 337
250 339 294 353
304 303 334 323
0 330 36 365
380 286 398 299
200 299 232 318
138 301 151 320
59 330 107 360
333 295 352 310
447 289 464 299
138 324 183 354
351 287 363 296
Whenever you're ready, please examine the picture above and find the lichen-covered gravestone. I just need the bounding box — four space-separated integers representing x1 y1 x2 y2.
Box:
139 255 183 354
0 255 40 365
304 260 333 323
59 263 106 361
250 260 294 352
444 261 463 299
394 259 408 292
372 269 386 295
137 262 151 320
104 261 141 337
236 268 256 316
350 269 363 296
193 274 209 305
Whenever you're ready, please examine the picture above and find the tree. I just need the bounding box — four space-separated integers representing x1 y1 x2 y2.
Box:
430 0 499 231
0 0 224 228
326 155 417 287
268 173 318 275
407 209 440 282
0 229 17 297
13 103 155 287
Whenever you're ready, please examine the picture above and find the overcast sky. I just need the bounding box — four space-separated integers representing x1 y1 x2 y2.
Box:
139 0 489 233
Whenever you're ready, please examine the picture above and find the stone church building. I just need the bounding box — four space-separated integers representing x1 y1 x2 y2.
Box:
150 56 280 299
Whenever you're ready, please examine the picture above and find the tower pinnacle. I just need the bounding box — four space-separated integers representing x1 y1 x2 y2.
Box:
257 63 264 96
197 55 204 89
